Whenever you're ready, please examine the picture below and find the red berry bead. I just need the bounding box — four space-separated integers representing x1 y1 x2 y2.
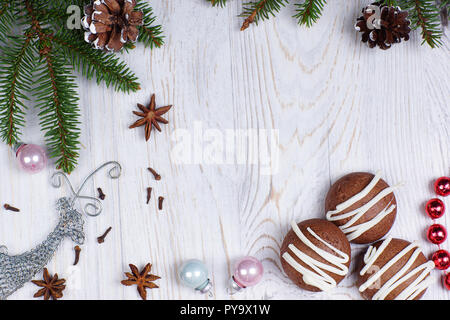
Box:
426 198 445 219
444 273 450 290
435 177 450 197
432 250 450 270
427 224 447 244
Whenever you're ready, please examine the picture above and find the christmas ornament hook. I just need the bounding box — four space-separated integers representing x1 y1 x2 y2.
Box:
50 161 122 217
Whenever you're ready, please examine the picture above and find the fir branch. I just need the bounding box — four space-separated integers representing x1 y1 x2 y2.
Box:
33 5 71 29
0 1 14 42
400 0 443 47
381 0 399 6
0 0 164 173
26 0 80 173
52 31 140 93
135 0 164 49
208 0 228 7
0 34 35 145
294 0 327 27
34 48 81 173
240 0 289 30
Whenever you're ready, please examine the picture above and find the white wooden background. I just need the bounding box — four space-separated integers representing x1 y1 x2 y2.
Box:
0 0 449 300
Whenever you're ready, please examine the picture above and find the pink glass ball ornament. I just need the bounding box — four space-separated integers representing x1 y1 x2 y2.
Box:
229 256 264 294
15 143 47 174
427 224 448 245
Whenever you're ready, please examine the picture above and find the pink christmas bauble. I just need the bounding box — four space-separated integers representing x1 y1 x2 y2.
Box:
16 144 47 174
233 256 264 288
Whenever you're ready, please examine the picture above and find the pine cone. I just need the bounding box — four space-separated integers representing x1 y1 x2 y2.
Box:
355 2 411 50
82 0 143 52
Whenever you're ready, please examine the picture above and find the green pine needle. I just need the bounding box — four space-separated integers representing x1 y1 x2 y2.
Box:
53 31 141 93
0 0 164 173
240 0 289 23
207 0 228 7
399 0 443 47
135 0 164 49
294 0 327 27
213 0 444 48
0 2 14 42
0 34 35 145
34 48 81 174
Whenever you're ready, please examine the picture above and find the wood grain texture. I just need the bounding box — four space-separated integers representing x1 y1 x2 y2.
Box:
0 0 449 300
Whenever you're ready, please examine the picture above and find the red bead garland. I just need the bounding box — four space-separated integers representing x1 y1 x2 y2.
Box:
432 250 450 270
427 224 447 245
426 198 445 219
435 177 450 197
445 273 450 290
425 177 450 290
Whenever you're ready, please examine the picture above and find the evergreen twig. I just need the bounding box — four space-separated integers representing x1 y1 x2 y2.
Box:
212 0 444 47
208 0 228 7
52 31 140 93
240 0 289 31
0 1 14 42
26 0 80 172
34 49 81 173
0 34 35 145
294 0 327 27
135 0 164 49
404 0 443 47
0 0 164 173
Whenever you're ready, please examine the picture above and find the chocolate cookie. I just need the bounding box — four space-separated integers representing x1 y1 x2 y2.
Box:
357 237 434 300
280 219 351 292
325 171 399 244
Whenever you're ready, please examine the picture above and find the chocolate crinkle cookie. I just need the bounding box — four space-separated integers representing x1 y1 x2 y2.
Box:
280 219 351 292
325 171 400 244
357 237 434 300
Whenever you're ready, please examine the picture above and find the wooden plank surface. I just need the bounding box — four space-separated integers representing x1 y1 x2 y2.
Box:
0 0 449 300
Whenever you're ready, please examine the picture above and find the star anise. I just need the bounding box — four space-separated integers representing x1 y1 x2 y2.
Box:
129 94 172 141
31 268 66 300
121 263 160 300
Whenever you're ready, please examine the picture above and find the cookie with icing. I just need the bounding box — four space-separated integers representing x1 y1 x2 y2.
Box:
357 237 434 300
280 219 351 292
325 171 399 244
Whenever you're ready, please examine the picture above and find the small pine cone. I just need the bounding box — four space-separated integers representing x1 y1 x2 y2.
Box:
355 2 411 50
82 0 143 52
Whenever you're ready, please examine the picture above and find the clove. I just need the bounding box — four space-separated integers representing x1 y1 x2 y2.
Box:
73 246 81 266
97 188 106 200
3 204 20 212
158 197 164 210
97 227 112 244
146 187 152 204
147 167 161 181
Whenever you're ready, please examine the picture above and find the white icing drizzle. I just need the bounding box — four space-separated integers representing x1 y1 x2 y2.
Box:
359 237 435 300
282 221 349 292
326 171 401 241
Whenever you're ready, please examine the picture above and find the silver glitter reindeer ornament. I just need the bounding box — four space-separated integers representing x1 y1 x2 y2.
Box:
0 161 122 300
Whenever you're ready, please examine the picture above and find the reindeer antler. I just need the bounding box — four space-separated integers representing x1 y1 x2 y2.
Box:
51 161 122 217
